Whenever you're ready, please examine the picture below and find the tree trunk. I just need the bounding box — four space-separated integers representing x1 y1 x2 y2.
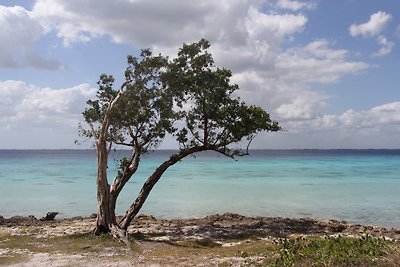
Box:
94 139 129 243
94 139 113 234
120 146 210 230
92 87 130 242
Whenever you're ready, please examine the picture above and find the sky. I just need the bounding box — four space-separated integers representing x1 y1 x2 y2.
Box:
1 0 400 149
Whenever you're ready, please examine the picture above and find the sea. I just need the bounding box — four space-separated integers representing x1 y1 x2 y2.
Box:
0 149 399 228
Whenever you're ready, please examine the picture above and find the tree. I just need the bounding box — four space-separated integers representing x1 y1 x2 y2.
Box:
80 39 281 242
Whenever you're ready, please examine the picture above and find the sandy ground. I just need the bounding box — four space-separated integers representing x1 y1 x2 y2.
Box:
1 213 400 266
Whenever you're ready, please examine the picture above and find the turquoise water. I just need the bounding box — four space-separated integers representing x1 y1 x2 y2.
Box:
0 150 399 228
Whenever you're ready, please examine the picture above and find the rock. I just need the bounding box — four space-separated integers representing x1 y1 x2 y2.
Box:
40 212 59 221
249 220 264 229
6 215 39 226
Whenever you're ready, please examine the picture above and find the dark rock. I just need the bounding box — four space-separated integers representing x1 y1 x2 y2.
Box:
249 220 264 229
330 224 347 232
6 215 39 226
40 212 59 221
136 214 157 221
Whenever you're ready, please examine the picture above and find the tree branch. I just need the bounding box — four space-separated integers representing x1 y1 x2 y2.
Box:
110 145 141 208
119 145 215 229
88 122 99 140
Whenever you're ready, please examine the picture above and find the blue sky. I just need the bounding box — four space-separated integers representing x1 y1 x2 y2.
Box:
1 0 400 149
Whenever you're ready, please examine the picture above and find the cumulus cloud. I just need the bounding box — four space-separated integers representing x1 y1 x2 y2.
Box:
254 101 400 148
0 80 96 129
276 40 368 84
242 7 308 44
275 91 328 120
2 0 384 148
349 11 392 38
250 100 400 149
289 101 400 132
27 0 361 123
276 0 317 11
32 0 225 47
231 39 368 121
349 11 394 57
0 5 61 69
372 35 394 57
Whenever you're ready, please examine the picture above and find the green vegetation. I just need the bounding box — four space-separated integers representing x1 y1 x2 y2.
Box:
269 235 398 267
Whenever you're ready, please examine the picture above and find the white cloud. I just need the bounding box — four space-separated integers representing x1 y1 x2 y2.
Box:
372 35 394 57
253 101 400 148
31 0 310 49
243 6 308 42
349 11 392 38
276 0 317 11
276 40 369 84
2 0 382 148
232 40 368 121
0 80 96 129
0 5 61 69
289 101 400 133
349 11 394 57
32 0 228 47
275 91 328 120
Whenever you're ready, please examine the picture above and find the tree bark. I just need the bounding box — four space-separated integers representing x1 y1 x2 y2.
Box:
93 88 125 235
94 139 129 243
94 139 114 235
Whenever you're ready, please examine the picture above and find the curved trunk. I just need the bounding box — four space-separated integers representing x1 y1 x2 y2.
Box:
109 152 141 225
120 146 209 230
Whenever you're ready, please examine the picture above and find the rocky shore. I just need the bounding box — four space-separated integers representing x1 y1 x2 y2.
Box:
1 213 400 266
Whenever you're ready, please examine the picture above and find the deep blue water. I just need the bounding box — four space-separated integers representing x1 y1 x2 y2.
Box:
0 149 399 228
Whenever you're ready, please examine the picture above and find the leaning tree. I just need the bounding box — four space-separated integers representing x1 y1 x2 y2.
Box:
81 39 280 241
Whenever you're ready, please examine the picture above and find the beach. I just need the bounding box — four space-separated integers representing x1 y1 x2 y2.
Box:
1 213 400 266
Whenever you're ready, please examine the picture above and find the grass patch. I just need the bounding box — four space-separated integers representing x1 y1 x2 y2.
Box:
269 235 397 266
0 230 138 264
0 232 36 265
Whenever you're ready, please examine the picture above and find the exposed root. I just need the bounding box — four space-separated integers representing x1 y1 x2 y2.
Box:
110 224 129 245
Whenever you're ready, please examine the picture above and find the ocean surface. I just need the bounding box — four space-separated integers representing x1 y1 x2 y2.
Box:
0 149 399 228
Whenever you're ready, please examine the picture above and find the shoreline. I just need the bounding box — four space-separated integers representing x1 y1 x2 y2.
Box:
1 213 400 266
2 212 400 240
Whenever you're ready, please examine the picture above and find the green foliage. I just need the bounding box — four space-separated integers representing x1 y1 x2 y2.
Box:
165 39 280 151
81 38 280 157
271 235 389 267
82 49 173 150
